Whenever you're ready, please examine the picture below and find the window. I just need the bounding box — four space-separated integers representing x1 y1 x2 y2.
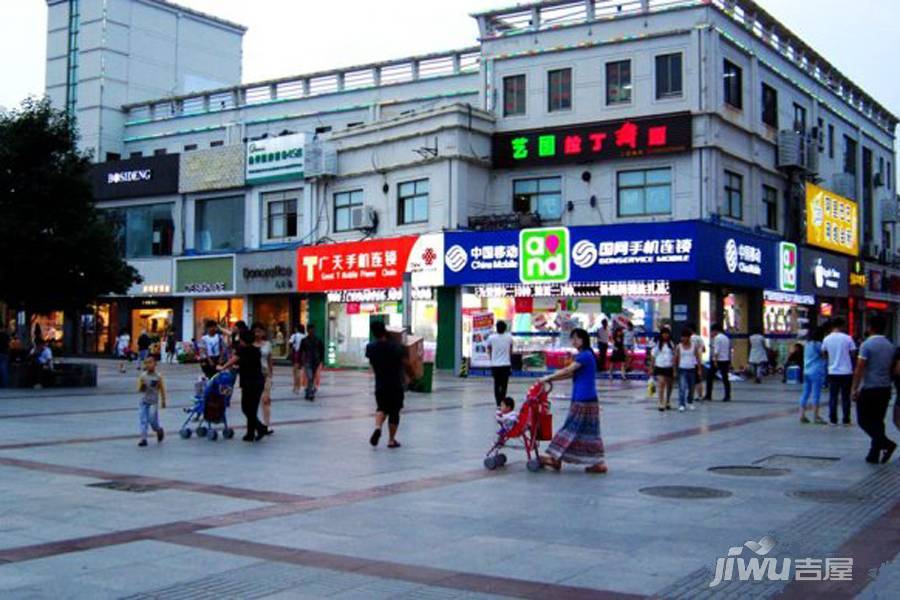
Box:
105 152 120 162
153 148 167 156
210 140 224 147
334 190 364 232
762 185 778 230
547 68 572 112
616 169 672 217
723 60 742 109
888 161 893 190
129 151 142 159
827 124 834 159
195 196 244 251
878 156 885 186
724 171 743 220
843 135 857 175
792 103 806 133
398 179 429 225
655 53 683 99
605 60 632 105
263 189 301 241
105 203 175 258
184 144 198 152
514 177 563 220
761 83 777 127
503 74 526 116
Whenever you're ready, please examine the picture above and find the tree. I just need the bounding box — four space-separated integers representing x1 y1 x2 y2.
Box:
0 97 139 319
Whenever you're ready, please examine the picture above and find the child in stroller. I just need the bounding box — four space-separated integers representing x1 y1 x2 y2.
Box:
179 369 236 441
484 382 552 471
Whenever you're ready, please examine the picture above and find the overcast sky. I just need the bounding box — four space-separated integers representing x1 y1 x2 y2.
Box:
3 0 899 132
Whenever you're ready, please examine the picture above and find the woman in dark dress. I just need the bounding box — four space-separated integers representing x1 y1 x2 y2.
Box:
220 328 267 442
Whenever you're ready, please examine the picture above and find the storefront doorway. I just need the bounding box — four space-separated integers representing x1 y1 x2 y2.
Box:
193 298 244 341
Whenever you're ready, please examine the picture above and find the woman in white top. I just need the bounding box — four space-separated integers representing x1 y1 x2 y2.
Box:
748 328 769 384
675 329 702 411
288 325 306 395
688 324 706 402
650 327 675 411
254 322 275 434
116 328 131 374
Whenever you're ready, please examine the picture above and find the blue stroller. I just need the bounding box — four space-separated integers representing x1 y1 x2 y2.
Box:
179 370 236 441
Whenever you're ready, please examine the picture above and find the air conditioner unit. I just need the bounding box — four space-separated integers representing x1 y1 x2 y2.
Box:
777 130 807 170
880 197 898 223
831 173 857 199
350 206 377 230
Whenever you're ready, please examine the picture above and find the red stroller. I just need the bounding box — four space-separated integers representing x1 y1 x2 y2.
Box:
484 381 553 472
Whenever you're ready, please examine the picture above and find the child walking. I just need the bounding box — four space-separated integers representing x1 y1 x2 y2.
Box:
137 357 166 447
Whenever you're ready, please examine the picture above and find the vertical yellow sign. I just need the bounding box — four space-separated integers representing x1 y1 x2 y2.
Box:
805 183 859 256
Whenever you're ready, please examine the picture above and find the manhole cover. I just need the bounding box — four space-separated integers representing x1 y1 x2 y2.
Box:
708 466 790 477
754 455 840 469
788 490 869 504
87 480 159 493
639 485 732 499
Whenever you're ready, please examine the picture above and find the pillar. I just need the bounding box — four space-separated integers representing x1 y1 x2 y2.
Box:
436 287 458 370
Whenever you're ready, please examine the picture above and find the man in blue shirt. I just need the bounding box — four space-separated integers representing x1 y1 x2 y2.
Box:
851 314 896 464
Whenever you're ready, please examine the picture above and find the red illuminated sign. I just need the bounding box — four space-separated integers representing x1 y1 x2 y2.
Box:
296 236 419 292
493 112 692 168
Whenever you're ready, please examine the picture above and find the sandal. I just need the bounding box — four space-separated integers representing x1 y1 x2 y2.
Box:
585 463 608 474
540 455 562 471
387 440 402 448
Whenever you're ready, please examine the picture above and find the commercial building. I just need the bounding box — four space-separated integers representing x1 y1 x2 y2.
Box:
45 0 900 370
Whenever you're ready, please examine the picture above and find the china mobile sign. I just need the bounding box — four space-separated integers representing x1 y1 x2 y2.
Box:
709 535 852 588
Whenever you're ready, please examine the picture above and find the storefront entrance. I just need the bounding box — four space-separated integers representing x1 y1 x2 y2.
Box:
193 298 244 341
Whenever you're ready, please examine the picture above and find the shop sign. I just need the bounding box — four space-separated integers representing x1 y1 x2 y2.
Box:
520 227 569 283
778 242 798 292
492 112 692 169
798 248 847 296
246 133 306 185
805 183 859 257
296 237 419 292
326 288 432 303
236 251 295 294
175 256 235 295
91 154 179 200
472 281 669 299
126 258 174 296
850 261 867 289
763 290 816 306
407 233 445 287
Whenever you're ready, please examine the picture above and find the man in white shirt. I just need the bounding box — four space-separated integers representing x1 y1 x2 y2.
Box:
486 320 514 407
703 324 732 401
596 319 610 372
822 317 857 426
200 321 224 378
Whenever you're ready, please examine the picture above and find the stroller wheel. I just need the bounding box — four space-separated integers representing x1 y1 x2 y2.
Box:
497 453 508 467
526 458 543 472
208 429 218 441
196 426 208 438
483 456 498 470
179 428 192 439
223 428 235 440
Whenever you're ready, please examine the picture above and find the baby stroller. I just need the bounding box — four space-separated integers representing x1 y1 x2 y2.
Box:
179 370 236 441
484 381 553 472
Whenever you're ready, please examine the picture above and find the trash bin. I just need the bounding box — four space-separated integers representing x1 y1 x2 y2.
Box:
785 365 801 385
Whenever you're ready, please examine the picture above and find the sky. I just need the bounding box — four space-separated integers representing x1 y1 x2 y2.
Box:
2 0 899 128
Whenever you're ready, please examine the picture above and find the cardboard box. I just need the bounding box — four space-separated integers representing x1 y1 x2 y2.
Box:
385 327 424 382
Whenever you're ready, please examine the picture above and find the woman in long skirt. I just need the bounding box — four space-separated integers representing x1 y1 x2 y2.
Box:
539 328 607 474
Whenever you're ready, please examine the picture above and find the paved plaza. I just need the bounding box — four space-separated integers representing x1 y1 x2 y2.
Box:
0 361 898 599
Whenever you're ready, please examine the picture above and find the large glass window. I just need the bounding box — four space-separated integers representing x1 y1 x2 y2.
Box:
262 189 300 242
655 53 683 99
547 68 572 112
723 60 743 109
195 196 244 252
793 103 807 133
398 179 429 225
513 177 562 220
503 74 526 117
616 169 672 216
605 60 632 105
105 203 175 258
763 185 778 230
843 135 858 175
334 190 364 232
724 171 743 220
761 83 777 127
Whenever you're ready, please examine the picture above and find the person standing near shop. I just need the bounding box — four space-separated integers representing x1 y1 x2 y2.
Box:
288 325 306 395
299 323 325 401
850 315 896 463
366 320 407 448
623 321 637 370
219 329 267 442
199 321 224 378
165 329 177 364
486 320 513 407
799 327 827 424
596 319 610 372
116 327 131 374
703 324 732 402
254 322 275 435
649 327 675 411
136 329 152 369
687 323 706 402
608 326 627 383
748 327 769 383
674 329 701 412
822 318 856 426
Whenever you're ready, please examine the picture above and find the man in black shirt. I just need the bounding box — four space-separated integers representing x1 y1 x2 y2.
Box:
366 320 406 448
299 324 325 401
220 329 266 442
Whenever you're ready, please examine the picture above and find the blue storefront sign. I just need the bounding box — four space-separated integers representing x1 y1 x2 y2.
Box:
443 220 776 289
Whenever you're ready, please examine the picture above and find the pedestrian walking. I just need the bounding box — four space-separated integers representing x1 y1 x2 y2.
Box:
288 325 306 394
623 321 636 369
748 327 769 383
596 319 610 372
674 329 701 412
703 324 732 401
116 327 131 374
299 323 325 400
0 326 10 388
486 320 513 407
199 321 225 378
822 318 856 425
165 329 177 364
538 328 607 474
254 322 275 435
850 315 896 464
136 357 166 447
687 323 706 401
650 327 674 412
609 327 627 383
136 329 152 369
366 320 407 448
799 328 826 424
219 329 267 442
